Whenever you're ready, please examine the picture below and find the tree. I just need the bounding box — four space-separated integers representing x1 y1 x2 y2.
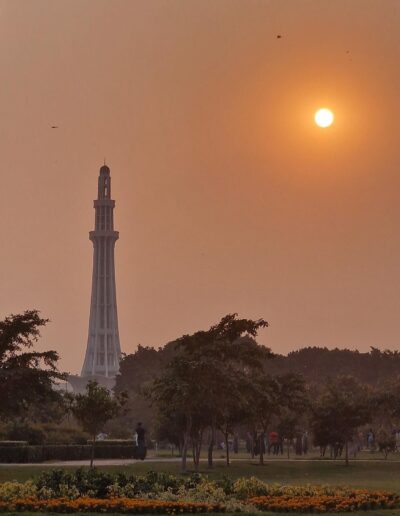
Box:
71 380 127 467
149 314 270 472
247 372 307 464
149 354 210 472
372 379 400 459
0 310 64 421
175 314 271 468
113 344 178 439
277 413 299 458
311 375 371 466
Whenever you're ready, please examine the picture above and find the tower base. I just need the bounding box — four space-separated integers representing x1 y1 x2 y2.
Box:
67 374 116 394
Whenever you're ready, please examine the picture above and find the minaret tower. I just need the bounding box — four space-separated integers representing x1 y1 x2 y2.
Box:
79 164 121 387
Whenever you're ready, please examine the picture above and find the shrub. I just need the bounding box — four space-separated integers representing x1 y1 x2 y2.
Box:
0 481 37 502
233 477 269 499
36 469 115 498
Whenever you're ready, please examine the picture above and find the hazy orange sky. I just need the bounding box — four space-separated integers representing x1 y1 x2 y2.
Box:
1 0 400 374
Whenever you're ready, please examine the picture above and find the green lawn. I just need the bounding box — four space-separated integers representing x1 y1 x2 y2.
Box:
1 458 400 492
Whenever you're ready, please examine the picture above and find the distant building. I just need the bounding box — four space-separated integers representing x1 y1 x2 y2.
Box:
69 164 122 392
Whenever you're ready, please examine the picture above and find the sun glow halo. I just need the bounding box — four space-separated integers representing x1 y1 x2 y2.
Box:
315 108 334 128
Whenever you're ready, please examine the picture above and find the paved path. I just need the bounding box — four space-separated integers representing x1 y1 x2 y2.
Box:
2 457 400 467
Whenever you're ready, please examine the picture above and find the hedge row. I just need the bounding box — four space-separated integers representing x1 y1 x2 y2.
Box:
0 441 28 447
0 445 136 463
87 440 134 446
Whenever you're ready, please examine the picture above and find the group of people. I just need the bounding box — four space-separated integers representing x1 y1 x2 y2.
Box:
246 431 309 456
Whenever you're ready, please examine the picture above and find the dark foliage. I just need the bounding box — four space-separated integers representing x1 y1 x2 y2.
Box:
0 310 65 421
34 469 204 497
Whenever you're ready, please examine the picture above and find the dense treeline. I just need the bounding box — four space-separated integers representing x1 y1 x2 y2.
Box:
266 347 400 385
113 314 400 471
116 344 400 398
114 338 400 434
3 310 400 471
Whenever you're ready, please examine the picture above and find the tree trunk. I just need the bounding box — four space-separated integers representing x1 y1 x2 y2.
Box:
192 442 196 467
287 439 290 459
192 431 202 472
197 430 203 469
251 430 256 459
225 432 230 466
90 435 96 468
182 432 189 473
259 434 264 465
345 441 349 467
208 425 215 468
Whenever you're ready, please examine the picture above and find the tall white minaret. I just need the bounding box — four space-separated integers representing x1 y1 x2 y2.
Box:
81 164 122 381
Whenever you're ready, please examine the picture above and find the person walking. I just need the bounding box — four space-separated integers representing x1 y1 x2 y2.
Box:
135 422 147 460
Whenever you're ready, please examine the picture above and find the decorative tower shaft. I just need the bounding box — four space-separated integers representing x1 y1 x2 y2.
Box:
81 164 121 379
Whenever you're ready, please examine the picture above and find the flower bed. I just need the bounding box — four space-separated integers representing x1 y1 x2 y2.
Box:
0 496 224 513
0 471 399 513
249 490 399 513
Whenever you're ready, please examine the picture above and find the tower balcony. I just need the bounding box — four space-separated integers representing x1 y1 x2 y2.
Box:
89 230 119 241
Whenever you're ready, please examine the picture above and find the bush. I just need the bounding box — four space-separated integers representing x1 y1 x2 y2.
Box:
0 481 37 501
36 469 115 498
233 476 269 499
33 470 203 499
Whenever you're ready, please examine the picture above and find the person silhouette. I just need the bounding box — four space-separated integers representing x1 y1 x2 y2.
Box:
135 422 146 460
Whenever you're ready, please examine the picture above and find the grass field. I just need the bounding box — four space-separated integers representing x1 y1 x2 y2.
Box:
1 458 400 492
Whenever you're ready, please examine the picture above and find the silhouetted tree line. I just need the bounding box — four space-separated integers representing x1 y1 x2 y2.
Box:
3 310 400 472
113 314 400 471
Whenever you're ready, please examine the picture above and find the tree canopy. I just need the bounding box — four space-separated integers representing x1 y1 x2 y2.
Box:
0 310 64 421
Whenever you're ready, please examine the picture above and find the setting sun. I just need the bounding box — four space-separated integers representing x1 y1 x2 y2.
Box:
315 108 334 128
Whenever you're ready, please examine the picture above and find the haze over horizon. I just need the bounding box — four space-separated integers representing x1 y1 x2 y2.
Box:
1 0 400 374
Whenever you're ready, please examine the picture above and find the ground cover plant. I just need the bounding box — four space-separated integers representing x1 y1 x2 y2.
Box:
0 469 399 513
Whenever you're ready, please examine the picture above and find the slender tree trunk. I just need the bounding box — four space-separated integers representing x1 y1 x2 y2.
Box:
345 441 349 467
90 435 96 468
208 424 215 468
225 432 230 466
259 433 264 465
251 430 256 459
192 442 196 467
197 430 203 469
287 439 290 459
182 432 189 473
192 432 202 472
